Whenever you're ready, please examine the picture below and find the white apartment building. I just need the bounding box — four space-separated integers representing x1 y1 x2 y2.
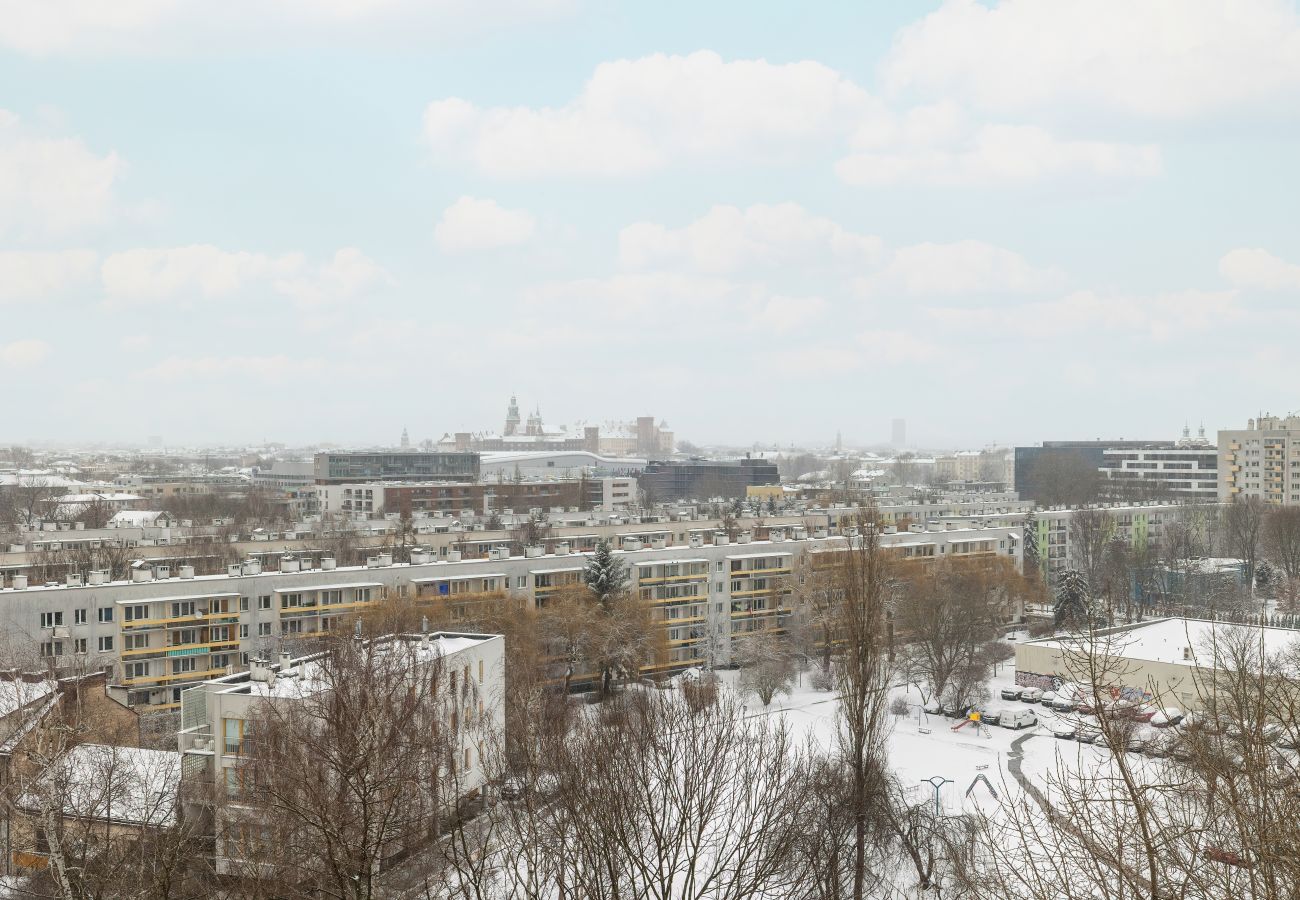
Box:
1219 415 1300 504
1099 428 1217 499
1025 502 1193 578
177 631 503 875
0 520 1021 710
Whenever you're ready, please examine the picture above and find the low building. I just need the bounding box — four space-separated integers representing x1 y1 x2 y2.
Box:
1014 617 1300 711
312 451 480 484
640 458 779 501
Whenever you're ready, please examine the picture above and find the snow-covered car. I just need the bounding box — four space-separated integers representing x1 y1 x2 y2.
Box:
1074 718 1103 743
977 708 1002 726
1020 688 1044 703
922 701 943 717
1124 727 1156 754
1150 708 1184 728
1000 686 1024 701
1049 720 1078 739
1050 696 1078 713
1000 709 1038 730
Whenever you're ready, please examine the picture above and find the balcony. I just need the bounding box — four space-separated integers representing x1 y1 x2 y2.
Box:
122 610 240 631
121 666 230 687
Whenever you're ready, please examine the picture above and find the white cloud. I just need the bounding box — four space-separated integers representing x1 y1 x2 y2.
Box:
526 272 747 320
424 51 875 177
101 245 302 304
0 250 98 302
101 245 391 308
0 112 122 235
0 339 51 367
836 123 1160 187
855 329 940 365
434 196 536 253
1219 248 1300 290
880 0 1300 119
0 0 574 55
754 295 827 330
860 240 1062 296
619 203 882 273
274 247 394 308
927 289 1240 341
134 354 324 381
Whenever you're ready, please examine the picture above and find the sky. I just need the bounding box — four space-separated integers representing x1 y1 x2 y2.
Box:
2 0 1300 450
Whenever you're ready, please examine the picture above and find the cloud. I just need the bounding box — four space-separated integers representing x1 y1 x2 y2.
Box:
836 123 1160 187
0 250 98 302
1219 248 1300 290
101 245 391 308
879 0 1300 120
434 196 536 253
859 240 1063 295
927 289 1240 341
0 339 51 367
525 272 748 320
619 203 882 273
0 112 122 235
133 354 325 381
754 295 827 330
0 0 576 56
274 247 394 308
424 51 875 177
855 329 940 365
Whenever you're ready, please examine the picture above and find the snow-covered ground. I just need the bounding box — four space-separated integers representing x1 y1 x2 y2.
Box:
717 661 1122 817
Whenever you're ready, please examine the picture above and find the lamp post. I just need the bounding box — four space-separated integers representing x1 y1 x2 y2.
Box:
920 776 953 818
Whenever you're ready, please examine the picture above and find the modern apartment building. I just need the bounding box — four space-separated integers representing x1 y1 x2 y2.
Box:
177 631 504 876
1098 428 1218 500
0 519 1021 710
1023 502 1197 579
640 458 780 501
1218 415 1300 504
312 451 480 484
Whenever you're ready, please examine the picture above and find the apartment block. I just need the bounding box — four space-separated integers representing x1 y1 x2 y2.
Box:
1218 415 1300 504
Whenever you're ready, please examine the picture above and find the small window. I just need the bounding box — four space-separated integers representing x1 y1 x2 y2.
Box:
97 636 114 652
73 609 87 626
39 612 63 629
73 638 87 654
240 597 249 611
258 622 272 636
97 607 113 623
239 624 249 638
258 595 272 610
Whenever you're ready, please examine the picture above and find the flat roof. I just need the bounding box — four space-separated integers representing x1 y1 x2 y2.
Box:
273 582 383 593
1025 617 1300 668
114 591 239 605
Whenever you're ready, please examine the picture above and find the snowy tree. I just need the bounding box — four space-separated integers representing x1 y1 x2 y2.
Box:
734 630 795 707
1022 509 1041 575
582 539 628 606
1053 568 1090 629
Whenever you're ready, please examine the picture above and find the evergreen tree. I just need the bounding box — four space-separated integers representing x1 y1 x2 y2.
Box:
583 539 628 606
1054 568 1090 629
1022 509 1041 575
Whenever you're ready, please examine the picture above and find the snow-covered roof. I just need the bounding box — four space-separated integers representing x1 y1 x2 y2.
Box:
0 680 54 720
1027 618 1300 669
22 745 181 828
108 511 169 528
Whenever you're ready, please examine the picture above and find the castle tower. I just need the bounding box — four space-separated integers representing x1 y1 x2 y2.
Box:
504 394 521 436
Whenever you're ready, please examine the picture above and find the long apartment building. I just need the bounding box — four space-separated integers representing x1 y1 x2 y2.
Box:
1024 502 1198 579
0 520 1020 710
1219 414 1300 504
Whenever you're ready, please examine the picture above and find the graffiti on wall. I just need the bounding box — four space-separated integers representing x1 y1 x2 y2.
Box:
1014 671 1153 705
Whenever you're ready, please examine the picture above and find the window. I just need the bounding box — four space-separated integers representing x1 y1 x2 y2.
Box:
172 601 196 618
126 661 149 679
240 596 249 611
97 607 113 623
281 592 303 609
516 576 526 589
73 638 87 654
258 595 271 610
224 717 246 754
124 634 148 650
124 605 147 622
74 608 87 625
239 624 249 638
40 641 63 658
283 619 303 634
172 657 197 675
478 659 484 683
39 612 63 629
258 622 272 636
97 636 114 652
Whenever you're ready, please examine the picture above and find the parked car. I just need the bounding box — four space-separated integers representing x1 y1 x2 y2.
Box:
1000 708 1038 730
1040 691 1059 708
1150 707 1184 728
1020 688 1044 703
977 708 1002 726
1125 726 1156 754
1049 719 1078 739
922 701 943 717
1000 686 1024 701
1050 696 1078 713
1074 717 1103 743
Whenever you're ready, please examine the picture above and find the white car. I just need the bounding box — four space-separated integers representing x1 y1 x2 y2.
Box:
1020 687 1044 703
1000 709 1038 730
1049 719 1077 739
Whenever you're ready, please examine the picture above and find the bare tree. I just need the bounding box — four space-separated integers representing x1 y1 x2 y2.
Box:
734 629 796 707
1223 495 1266 591
1068 507 1115 595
